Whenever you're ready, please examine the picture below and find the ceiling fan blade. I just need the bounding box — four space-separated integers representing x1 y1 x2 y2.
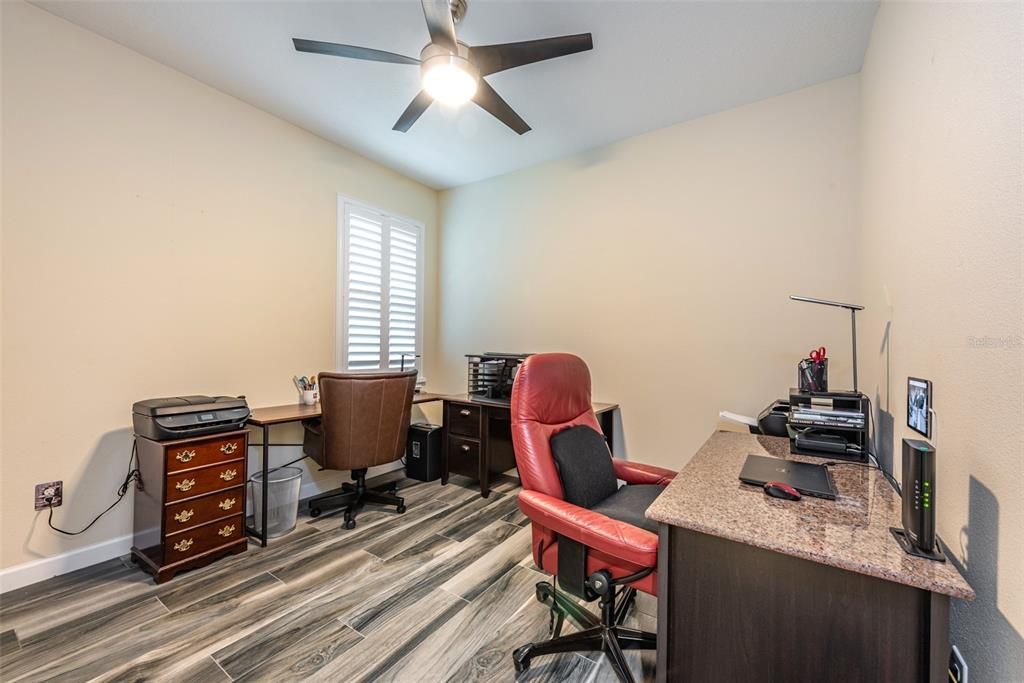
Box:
393 91 434 132
421 0 458 53
293 38 420 65
469 33 593 76
472 80 530 135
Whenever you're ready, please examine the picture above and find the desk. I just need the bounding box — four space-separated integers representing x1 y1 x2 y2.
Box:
245 392 447 545
245 392 619 544
440 395 619 498
646 431 974 682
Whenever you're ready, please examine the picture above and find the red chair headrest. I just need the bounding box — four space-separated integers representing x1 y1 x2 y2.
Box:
512 353 593 425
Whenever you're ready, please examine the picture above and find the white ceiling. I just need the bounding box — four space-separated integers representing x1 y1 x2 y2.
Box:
33 0 879 189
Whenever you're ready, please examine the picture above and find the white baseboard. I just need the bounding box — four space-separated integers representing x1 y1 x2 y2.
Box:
0 533 134 595
0 459 407 595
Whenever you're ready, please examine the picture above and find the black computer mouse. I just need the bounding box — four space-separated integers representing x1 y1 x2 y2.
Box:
763 481 801 501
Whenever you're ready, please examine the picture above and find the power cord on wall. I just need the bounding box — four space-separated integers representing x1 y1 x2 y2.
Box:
46 440 143 536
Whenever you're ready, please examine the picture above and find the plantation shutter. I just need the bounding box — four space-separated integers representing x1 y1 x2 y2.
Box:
387 220 419 369
340 201 422 373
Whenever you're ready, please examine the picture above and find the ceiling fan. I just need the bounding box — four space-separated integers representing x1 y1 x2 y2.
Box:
293 0 593 135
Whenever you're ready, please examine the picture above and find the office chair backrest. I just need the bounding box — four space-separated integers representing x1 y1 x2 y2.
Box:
510 353 604 501
318 369 418 471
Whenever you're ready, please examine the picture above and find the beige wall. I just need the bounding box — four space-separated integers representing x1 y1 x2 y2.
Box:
859 1 1023 676
0 1 439 571
437 75 862 466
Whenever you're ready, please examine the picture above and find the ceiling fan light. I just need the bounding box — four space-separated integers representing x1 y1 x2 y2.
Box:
421 56 478 107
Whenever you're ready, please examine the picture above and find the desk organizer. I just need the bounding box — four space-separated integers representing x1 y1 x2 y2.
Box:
788 389 869 462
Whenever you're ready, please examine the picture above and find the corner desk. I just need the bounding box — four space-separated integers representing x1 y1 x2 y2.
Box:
441 394 618 498
645 431 974 682
246 392 619 544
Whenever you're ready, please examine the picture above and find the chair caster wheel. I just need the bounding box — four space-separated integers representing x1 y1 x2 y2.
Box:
309 508 322 518
344 519 356 530
512 646 531 674
396 504 406 514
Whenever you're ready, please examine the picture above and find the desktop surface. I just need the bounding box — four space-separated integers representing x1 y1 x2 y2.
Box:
247 391 450 425
645 431 973 599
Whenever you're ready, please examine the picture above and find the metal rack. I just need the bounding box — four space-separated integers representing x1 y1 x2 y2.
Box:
466 352 531 402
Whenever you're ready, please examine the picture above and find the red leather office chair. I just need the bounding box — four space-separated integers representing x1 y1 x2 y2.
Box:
510 353 675 682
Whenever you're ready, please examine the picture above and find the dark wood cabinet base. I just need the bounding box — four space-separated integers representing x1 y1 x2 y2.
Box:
656 525 949 682
131 538 247 584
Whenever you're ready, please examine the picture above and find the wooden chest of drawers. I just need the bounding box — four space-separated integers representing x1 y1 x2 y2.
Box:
131 430 248 583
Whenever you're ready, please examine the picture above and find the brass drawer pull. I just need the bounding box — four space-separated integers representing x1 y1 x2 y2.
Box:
219 468 238 481
173 509 194 523
217 524 236 537
218 497 236 511
175 478 196 492
461 444 471 452
173 538 194 552
176 449 197 463
459 409 471 416
220 442 238 455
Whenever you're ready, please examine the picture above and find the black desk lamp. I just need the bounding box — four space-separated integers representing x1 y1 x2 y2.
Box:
790 295 865 393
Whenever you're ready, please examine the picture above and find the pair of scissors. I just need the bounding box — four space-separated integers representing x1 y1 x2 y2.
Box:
809 346 827 365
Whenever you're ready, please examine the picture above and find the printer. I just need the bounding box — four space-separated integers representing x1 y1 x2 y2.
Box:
132 395 250 441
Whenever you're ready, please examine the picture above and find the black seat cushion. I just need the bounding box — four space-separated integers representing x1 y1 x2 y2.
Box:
589 484 664 533
549 425 619 509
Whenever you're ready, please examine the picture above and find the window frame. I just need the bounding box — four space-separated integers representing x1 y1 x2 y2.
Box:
335 195 425 379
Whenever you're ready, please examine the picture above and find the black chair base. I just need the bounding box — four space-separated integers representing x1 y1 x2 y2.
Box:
307 468 405 529
513 580 655 683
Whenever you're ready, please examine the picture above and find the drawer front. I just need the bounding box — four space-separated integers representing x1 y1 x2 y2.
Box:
447 403 481 438
166 460 244 503
164 486 244 532
164 515 244 562
166 435 246 474
447 435 480 479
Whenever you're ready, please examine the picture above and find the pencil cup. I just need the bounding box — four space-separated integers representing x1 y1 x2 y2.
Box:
301 390 317 405
798 358 829 392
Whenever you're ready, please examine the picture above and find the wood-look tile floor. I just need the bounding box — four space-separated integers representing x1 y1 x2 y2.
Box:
0 474 656 683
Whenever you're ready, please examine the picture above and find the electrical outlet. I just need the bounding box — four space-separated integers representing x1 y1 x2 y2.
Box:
34 481 63 510
949 645 968 683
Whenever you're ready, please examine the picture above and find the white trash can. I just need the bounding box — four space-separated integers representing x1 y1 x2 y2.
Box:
251 466 303 538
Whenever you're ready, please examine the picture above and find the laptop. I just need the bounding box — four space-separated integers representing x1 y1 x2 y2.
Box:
739 454 837 500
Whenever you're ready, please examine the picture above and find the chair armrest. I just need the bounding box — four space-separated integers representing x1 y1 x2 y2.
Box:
517 490 659 568
612 458 676 486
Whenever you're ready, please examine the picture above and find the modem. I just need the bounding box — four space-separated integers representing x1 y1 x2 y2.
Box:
890 438 945 561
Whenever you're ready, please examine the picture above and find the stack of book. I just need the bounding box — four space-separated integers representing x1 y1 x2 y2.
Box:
789 405 865 429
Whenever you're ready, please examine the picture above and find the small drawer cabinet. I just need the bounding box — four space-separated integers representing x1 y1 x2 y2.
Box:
439 396 620 499
131 430 248 583
442 399 517 498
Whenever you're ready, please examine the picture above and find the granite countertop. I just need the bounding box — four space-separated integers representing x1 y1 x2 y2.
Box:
645 430 975 600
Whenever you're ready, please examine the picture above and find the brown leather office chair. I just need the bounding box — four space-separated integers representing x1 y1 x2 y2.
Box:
302 369 417 529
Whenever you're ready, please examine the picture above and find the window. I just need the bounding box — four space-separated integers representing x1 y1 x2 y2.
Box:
337 197 424 376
